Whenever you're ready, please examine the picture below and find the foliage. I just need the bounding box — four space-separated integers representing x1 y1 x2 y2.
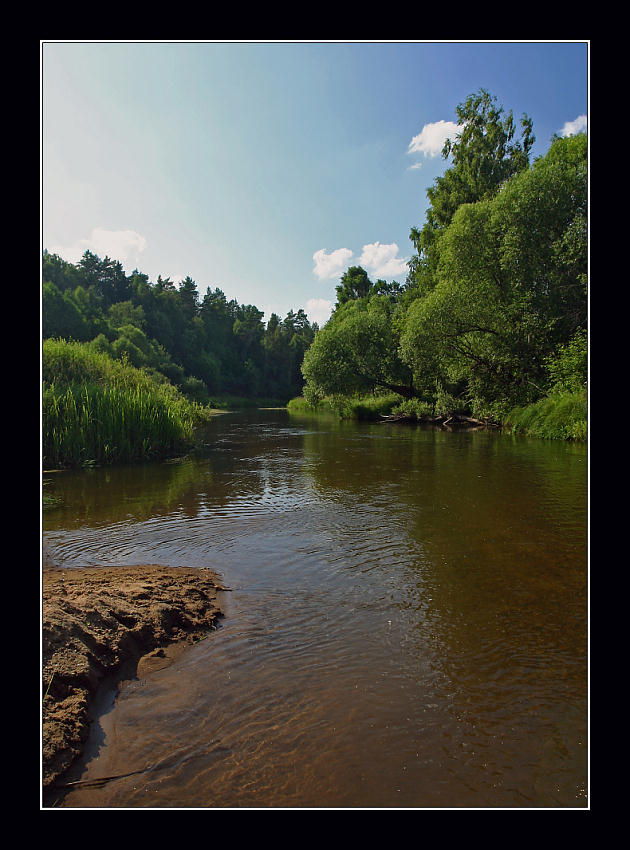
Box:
42 250 318 406
408 88 535 287
42 339 208 467
545 328 588 394
504 389 587 441
390 397 434 420
297 91 587 439
287 392 401 420
301 284 413 402
400 132 587 420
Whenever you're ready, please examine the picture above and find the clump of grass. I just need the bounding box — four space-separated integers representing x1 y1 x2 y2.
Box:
390 397 435 420
207 394 288 410
287 396 338 416
288 392 402 420
504 389 587 440
42 339 209 467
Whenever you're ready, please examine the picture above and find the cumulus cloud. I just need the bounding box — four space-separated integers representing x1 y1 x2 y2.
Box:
50 227 148 266
561 114 587 137
408 120 462 158
359 242 409 279
312 247 354 280
305 297 333 326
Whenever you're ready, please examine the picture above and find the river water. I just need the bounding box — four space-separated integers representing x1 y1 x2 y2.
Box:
42 409 588 808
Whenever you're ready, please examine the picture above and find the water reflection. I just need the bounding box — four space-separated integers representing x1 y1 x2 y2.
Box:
44 410 587 808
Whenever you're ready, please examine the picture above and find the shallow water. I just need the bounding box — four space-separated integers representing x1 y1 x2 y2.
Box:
43 409 588 808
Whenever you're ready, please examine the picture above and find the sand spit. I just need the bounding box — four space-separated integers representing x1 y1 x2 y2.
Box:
42 564 226 792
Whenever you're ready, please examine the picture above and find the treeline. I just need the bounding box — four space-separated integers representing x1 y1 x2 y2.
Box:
43 252 318 405
299 90 587 437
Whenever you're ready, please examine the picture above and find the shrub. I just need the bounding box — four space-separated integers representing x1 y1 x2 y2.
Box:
391 398 434 419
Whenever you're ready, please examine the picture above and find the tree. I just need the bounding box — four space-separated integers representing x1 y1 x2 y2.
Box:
178 276 199 321
42 251 82 292
77 251 131 306
334 266 372 308
301 297 414 401
400 133 587 419
42 281 91 341
408 89 535 292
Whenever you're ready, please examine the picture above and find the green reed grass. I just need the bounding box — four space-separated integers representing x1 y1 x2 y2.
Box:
43 339 208 467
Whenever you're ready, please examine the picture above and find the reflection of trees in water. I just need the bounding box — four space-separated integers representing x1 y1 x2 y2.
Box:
300 422 586 559
300 420 587 799
42 457 213 529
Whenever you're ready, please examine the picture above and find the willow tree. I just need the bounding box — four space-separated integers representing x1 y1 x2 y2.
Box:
400 132 587 419
301 295 414 403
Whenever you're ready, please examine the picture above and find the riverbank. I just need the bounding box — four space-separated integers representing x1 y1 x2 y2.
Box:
42 563 226 794
287 390 587 441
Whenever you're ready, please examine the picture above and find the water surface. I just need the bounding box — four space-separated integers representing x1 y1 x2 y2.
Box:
43 409 588 808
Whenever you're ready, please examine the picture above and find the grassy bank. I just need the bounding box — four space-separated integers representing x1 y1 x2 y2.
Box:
206 394 288 410
289 388 587 442
503 389 587 441
43 339 210 468
287 393 402 420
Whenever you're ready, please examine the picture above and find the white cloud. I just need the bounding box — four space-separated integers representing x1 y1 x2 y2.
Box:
305 297 333 326
408 120 462 158
561 114 587 137
359 242 409 279
50 227 148 266
312 247 354 280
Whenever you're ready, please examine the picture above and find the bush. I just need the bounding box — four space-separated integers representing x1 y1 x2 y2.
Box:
391 397 434 419
180 376 210 406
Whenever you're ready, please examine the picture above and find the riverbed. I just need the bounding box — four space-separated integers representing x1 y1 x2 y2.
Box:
42 408 588 808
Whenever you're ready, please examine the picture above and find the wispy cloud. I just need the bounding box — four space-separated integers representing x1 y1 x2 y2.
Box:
408 119 462 159
50 227 148 266
312 247 354 280
359 242 409 279
561 114 587 137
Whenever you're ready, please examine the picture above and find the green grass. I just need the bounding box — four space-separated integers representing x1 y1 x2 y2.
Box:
504 389 587 441
288 392 402 420
43 339 210 467
206 394 288 410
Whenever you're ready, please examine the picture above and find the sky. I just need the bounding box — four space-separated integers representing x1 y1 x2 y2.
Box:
41 40 588 327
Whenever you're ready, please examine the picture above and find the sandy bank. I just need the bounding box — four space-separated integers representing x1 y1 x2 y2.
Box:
42 564 226 792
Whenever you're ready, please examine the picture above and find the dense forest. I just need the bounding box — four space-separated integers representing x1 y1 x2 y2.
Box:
298 90 587 436
42 89 587 467
43 252 318 406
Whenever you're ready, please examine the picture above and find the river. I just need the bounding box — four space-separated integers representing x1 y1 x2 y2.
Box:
42 408 588 808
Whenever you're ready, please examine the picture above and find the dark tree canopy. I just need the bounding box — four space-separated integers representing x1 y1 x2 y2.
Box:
42 250 318 403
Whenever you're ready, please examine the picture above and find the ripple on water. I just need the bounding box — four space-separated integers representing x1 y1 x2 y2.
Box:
45 411 588 808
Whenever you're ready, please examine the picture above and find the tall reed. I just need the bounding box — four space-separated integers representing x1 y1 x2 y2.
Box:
42 340 207 467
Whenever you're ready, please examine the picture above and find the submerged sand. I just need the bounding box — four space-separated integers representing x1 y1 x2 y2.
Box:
42 564 226 792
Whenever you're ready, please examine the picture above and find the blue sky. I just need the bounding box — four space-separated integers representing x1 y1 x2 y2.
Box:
42 41 588 326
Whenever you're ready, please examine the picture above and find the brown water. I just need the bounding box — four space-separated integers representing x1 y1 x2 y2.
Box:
42 409 588 808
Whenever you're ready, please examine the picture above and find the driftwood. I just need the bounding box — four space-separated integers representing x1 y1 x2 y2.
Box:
379 412 498 429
